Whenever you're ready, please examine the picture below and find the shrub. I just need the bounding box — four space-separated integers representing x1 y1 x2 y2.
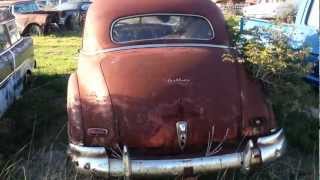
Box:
225 16 318 152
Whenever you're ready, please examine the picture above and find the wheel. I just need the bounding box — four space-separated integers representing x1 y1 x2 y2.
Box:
24 71 32 87
65 15 79 31
175 176 199 180
27 25 42 36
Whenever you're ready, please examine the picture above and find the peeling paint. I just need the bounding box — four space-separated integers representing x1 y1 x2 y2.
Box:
0 37 35 119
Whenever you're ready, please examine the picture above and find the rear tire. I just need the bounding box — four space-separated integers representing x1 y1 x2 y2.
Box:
65 15 78 31
27 25 42 36
24 71 32 87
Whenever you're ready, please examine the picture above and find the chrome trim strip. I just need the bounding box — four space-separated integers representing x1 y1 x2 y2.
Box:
69 129 286 178
0 37 24 57
0 38 30 87
0 58 33 87
110 13 215 44
81 43 233 56
9 49 16 68
0 19 15 26
69 144 106 157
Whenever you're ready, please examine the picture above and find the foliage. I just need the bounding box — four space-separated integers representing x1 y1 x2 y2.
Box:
241 28 312 90
225 16 318 153
276 3 298 23
225 15 242 46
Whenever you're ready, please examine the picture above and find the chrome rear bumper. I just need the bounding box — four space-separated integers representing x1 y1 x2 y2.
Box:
69 129 286 178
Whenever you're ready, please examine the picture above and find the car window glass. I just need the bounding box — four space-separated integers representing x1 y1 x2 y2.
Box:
14 2 40 13
0 25 10 51
307 0 319 29
80 3 90 11
6 21 20 44
112 15 214 43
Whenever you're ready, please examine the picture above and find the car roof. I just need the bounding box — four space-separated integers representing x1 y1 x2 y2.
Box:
0 0 34 6
83 0 230 52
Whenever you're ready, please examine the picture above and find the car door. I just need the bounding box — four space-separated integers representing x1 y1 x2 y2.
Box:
291 0 319 59
5 20 34 97
303 0 319 85
0 23 15 117
304 0 319 61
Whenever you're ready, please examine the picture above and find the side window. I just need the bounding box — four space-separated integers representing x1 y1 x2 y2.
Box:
0 24 11 83
5 21 20 44
0 25 10 51
307 0 319 29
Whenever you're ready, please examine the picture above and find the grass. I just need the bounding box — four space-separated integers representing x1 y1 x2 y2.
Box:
1 32 80 149
0 32 318 180
0 32 81 179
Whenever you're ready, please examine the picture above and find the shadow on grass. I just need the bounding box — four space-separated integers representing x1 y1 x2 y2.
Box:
0 73 70 156
0 29 82 154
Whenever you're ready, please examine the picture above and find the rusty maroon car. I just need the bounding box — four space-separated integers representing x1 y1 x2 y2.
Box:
67 0 286 178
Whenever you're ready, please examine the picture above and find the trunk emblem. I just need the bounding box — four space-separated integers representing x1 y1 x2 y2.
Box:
176 121 188 150
167 78 191 86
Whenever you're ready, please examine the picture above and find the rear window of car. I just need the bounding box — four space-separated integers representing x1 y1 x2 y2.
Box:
111 14 214 43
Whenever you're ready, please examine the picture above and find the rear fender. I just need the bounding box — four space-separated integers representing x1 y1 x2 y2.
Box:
67 73 84 145
77 54 117 146
238 65 277 137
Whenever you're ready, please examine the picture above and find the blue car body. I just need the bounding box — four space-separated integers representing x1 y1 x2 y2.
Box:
240 0 319 86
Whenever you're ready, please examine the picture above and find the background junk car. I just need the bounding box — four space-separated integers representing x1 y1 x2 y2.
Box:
67 0 286 178
241 0 319 87
242 0 298 19
0 0 60 36
36 0 91 31
0 9 36 118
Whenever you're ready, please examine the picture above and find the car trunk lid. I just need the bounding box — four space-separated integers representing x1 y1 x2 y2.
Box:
100 47 242 154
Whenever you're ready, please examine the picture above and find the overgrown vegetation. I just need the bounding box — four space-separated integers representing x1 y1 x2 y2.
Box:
225 15 319 179
0 16 318 180
226 15 318 152
0 32 81 180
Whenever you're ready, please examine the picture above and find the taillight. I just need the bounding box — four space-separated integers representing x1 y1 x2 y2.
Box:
87 128 109 136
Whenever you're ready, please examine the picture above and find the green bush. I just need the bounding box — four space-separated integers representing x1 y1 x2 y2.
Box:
225 16 318 152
